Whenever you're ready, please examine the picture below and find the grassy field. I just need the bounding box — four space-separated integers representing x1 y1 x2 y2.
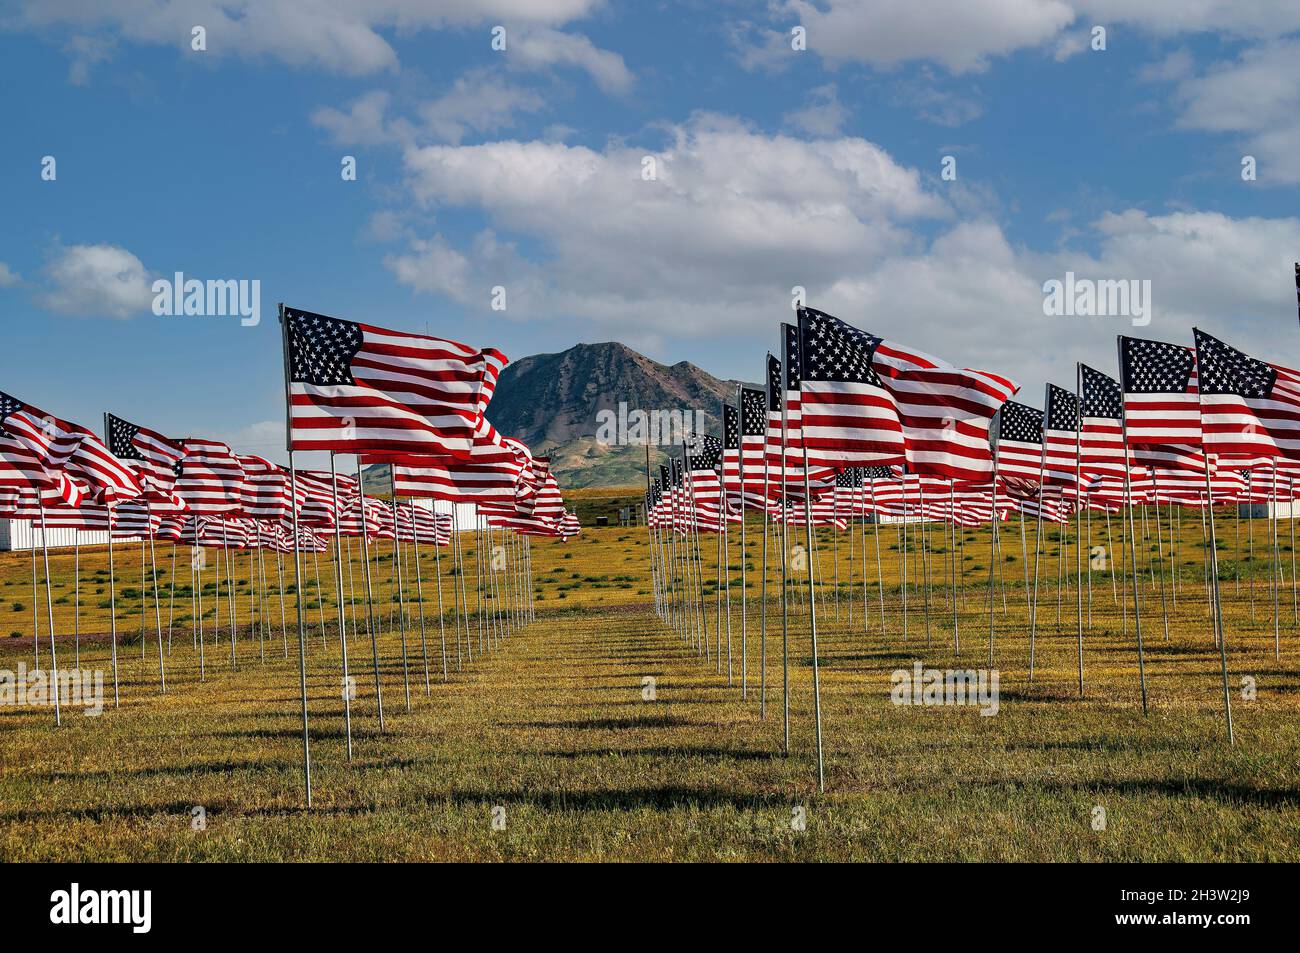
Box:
0 493 1297 861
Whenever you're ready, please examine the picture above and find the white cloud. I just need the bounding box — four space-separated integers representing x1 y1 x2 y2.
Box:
15 0 612 77
506 27 634 94
311 90 397 146
736 1 1300 76
390 115 948 331
0 262 20 287
418 70 549 143
38 242 154 318
1170 39 1300 184
784 84 848 137
773 0 1076 73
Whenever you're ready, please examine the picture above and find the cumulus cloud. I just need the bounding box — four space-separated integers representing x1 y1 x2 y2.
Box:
0 262 20 287
15 0 614 77
387 115 949 331
1169 39 1300 184
734 1 1300 75
784 84 848 137
38 242 154 318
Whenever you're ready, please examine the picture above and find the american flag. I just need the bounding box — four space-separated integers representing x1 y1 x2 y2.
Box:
684 433 726 532
176 438 245 515
795 307 906 469
995 400 1044 482
1194 328 1300 462
235 454 289 521
1043 383 1079 486
387 454 521 507
868 333 1017 484
738 385 767 501
721 402 743 510
106 413 185 498
763 352 795 481
1079 363 1127 480
0 392 57 507
0 391 141 504
1118 335 1207 472
283 306 505 458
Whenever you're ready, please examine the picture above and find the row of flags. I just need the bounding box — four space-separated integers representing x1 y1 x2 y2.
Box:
647 306 1300 531
0 306 582 546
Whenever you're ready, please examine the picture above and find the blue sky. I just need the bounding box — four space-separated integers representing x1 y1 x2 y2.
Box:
1 1 1298 466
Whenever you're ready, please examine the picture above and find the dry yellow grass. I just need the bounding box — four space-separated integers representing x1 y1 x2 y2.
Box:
0 507 1296 861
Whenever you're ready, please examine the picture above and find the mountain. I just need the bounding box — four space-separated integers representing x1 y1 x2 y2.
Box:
362 341 753 490
492 342 749 488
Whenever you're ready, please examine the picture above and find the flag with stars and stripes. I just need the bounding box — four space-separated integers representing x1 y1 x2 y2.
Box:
106 412 185 498
175 438 245 515
0 391 59 505
683 434 729 531
738 385 768 504
721 403 743 510
1118 335 1207 472
1195 327 1300 462
864 326 1018 484
1043 383 1080 486
796 307 907 469
234 454 289 521
282 305 506 458
0 391 141 504
1079 363 1127 480
994 400 1044 483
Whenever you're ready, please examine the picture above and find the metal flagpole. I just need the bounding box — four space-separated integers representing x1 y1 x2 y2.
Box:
356 462 385 727
1203 464 1233 743
870 479 885 640
779 352 791 755
1028 411 1048 681
73 535 80 670
287 455 313 805
737 390 747 697
409 501 431 694
760 437 771 717
1116 336 1149 715
328 454 354 760
802 458 826 793
167 542 177 654
1074 363 1085 695
36 502 62 726
433 506 449 681
30 540 39 669
390 494 411 711
107 501 120 705
1271 463 1281 660
146 503 166 691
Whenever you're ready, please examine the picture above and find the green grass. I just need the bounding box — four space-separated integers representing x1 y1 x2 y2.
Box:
0 502 1297 861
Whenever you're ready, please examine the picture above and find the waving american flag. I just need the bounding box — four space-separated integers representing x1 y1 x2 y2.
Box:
282 306 505 458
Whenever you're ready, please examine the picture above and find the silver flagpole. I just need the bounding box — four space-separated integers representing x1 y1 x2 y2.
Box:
779 352 791 754
146 502 165 691
221 522 236 669
355 461 385 728
390 494 411 712
279 303 313 805
107 501 120 705
870 479 885 639
433 506 449 681
72 535 79 670
760 414 771 717
328 454 354 760
1028 401 1047 681
30 539 40 669
287 455 313 805
1202 463 1233 743
409 500 431 695
802 450 826 793
36 502 62 726
1074 363 1085 695
738 389 749 699
167 541 177 654
1116 337 1149 715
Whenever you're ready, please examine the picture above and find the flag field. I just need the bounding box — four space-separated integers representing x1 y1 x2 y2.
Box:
1 491 1297 861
